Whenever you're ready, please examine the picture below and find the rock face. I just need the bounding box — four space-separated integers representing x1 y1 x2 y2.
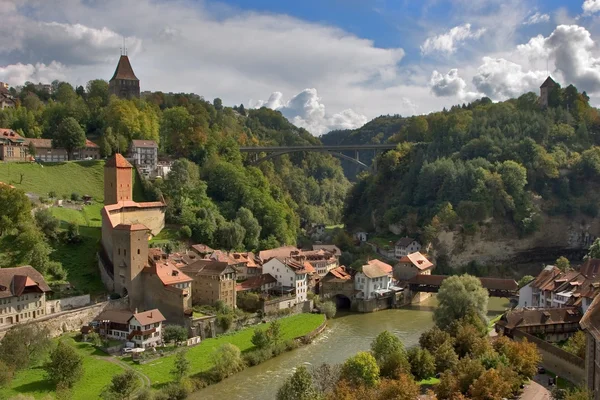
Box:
435 213 599 266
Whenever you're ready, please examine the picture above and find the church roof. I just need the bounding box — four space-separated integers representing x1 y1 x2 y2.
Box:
110 55 139 81
105 153 133 168
540 76 557 88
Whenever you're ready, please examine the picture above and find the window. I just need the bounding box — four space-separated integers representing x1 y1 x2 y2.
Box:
137 249 140 255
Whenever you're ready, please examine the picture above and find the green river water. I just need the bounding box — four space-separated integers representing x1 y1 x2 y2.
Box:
192 297 510 400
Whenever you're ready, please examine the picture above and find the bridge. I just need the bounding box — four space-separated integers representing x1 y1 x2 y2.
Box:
239 144 397 172
407 274 518 298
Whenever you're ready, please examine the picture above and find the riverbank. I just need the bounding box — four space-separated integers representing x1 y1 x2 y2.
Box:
0 313 325 399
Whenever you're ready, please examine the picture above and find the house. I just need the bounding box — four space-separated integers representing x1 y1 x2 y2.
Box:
580 258 600 279
129 139 158 172
26 138 100 162
394 238 421 258
0 266 51 326
312 244 341 258
235 274 278 293
293 249 338 276
179 259 237 309
355 259 393 299
355 232 368 242
258 245 300 264
525 265 562 308
229 252 260 278
262 258 309 304
190 244 214 258
394 252 434 280
0 129 28 162
580 294 600 399
0 91 15 109
94 308 166 348
496 307 581 342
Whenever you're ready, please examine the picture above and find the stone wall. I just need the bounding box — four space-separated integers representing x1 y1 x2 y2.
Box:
356 296 392 312
0 298 129 339
46 294 91 315
513 329 585 385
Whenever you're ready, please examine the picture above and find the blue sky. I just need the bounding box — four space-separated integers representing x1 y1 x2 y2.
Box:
0 0 599 134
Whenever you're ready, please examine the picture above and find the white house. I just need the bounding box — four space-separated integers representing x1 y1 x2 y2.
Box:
518 279 535 308
262 258 309 304
394 238 421 258
129 140 158 172
355 259 393 299
94 309 166 348
355 232 368 242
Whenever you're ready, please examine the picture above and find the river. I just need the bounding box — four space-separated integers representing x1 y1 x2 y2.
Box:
192 297 510 400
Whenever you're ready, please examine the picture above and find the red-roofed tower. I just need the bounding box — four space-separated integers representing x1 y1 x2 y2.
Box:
104 153 133 205
109 55 140 99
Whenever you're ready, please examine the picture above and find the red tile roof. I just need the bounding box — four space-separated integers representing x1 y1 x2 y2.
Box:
259 246 300 262
131 139 157 148
133 309 165 326
236 273 277 291
110 55 139 81
148 261 193 286
311 244 341 256
0 128 24 143
580 258 600 279
581 294 600 340
105 153 133 168
530 265 562 291
326 266 352 281
25 138 98 149
501 307 580 330
399 252 434 271
0 266 51 299
362 259 393 279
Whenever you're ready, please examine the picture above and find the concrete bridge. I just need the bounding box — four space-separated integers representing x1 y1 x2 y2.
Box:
407 274 518 298
239 144 397 172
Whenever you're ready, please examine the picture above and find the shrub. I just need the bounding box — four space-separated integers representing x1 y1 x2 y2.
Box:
217 312 233 331
87 332 102 347
212 343 245 381
0 359 14 388
407 347 435 381
319 301 337 319
251 328 270 349
179 225 192 239
237 292 261 312
70 192 81 202
163 325 188 344
48 191 57 198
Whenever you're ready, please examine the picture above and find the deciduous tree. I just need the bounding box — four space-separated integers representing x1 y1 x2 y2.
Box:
433 274 489 329
407 347 435 381
44 341 83 388
276 365 321 400
53 117 85 160
340 351 380 388
101 369 138 400
212 343 245 380
171 350 190 382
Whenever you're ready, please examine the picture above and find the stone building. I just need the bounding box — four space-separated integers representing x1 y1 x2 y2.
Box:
109 55 140 99
355 259 393 300
179 260 237 309
580 294 600 399
0 266 51 326
394 252 434 280
0 129 28 162
320 266 355 308
540 76 557 108
129 140 158 172
98 154 192 325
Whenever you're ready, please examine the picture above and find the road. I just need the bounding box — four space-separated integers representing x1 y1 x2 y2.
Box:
520 374 552 400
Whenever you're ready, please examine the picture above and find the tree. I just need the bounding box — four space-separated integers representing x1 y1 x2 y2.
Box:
0 323 51 370
236 207 261 250
171 350 190 382
267 319 282 344
213 98 223 110
101 369 138 400
469 368 513 400
310 363 341 396
0 359 14 388
87 332 103 347
276 365 321 400
518 275 535 288
370 331 405 364
496 338 540 379
28 141 36 157
212 343 245 380
53 117 86 160
0 185 33 236
216 220 246 250
319 301 336 319
556 256 571 272
44 341 83 388
340 352 380 388
454 357 485 394
34 208 60 240
454 324 485 358
586 238 600 259
376 375 420 400
251 328 271 349
434 340 459 373
419 326 454 354
163 325 188 344
563 331 586 359
433 274 489 329
407 347 436 380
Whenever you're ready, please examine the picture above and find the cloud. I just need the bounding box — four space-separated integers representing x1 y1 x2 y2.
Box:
0 61 68 85
429 69 481 100
472 57 547 100
582 0 600 15
253 88 368 135
421 23 486 55
516 34 550 61
523 12 550 25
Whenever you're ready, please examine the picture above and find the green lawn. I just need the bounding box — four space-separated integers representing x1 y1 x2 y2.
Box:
418 377 441 385
0 161 105 201
488 314 502 332
129 313 326 388
368 233 401 249
149 226 180 245
2 336 123 400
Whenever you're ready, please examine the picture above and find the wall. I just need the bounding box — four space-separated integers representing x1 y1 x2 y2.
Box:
0 298 129 339
99 257 115 291
46 294 91 314
513 329 585 385
356 295 392 313
105 207 165 236
518 282 533 308
142 272 190 326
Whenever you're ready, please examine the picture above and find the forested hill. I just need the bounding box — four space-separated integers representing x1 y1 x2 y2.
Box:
0 82 350 251
342 85 600 245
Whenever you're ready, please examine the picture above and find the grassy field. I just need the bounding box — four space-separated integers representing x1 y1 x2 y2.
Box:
2 336 123 400
0 161 106 201
129 313 326 388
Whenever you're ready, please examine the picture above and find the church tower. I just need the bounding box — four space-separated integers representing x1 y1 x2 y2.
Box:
108 54 140 99
104 153 133 205
540 76 557 108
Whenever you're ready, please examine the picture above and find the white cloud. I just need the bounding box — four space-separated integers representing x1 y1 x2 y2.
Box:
516 34 550 61
472 57 547 100
523 12 550 25
421 23 486 55
253 89 368 135
0 61 67 85
583 0 600 16
429 69 481 100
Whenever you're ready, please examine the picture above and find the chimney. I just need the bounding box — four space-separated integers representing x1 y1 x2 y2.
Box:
134 308 138 313
149 311 152 318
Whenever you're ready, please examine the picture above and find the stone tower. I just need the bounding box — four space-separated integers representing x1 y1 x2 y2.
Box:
104 153 133 206
111 224 149 307
540 76 557 108
108 55 140 99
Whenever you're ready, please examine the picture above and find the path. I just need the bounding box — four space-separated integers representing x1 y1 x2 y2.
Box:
95 355 151 394
520 375 552 400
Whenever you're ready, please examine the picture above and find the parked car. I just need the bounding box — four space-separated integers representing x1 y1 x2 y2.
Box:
84 157 93 160
537 366 546 374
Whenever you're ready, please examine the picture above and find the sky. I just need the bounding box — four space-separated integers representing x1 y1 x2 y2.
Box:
1 0 600 135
